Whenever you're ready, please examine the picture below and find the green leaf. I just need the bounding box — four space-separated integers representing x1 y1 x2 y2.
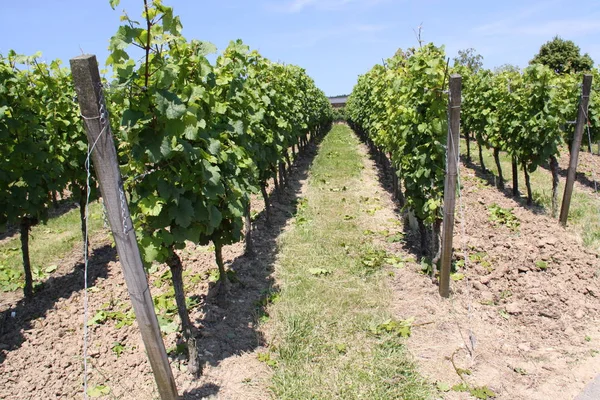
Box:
87 385 110 397
208 205 222 228
45 265 58 274
154 89 186 120
450 273 465 281
157 315 179 334
172 197 194 228
140 237 163 263
138 196 165 217
437 382 451 392
208 138 221 155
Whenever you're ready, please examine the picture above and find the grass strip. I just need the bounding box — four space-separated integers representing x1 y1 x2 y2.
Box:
0 202 105 292
264 124 431 399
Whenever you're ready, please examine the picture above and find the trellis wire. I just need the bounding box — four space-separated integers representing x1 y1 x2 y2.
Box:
446 103 476 355
582 99 598 194
80 81 110 399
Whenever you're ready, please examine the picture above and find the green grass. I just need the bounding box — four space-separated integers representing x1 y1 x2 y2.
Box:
0 201 106 292
265 125 431 399
464 140 600 251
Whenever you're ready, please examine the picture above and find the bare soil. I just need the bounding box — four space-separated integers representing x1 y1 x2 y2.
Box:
367 146 600 399
557 148 600 195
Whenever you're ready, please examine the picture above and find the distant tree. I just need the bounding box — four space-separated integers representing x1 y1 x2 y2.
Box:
454 48 483 73
530 36 594 74
494 64 521 74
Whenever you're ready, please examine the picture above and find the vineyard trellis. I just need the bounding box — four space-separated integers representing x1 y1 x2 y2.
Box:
347 42 598 297
347 43 453 278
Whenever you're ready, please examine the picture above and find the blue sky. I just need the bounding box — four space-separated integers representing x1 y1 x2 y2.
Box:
1 0 600 96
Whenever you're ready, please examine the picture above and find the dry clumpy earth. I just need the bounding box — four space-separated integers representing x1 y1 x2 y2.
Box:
377 149 600 399
1 132 600 400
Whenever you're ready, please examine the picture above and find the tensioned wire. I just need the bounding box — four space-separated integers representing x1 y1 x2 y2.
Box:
80 82 110 400
446 89 477 356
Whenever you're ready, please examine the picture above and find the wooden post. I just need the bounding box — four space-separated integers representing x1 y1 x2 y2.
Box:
559 74 593 226
439 74 461 298
70 55 179 400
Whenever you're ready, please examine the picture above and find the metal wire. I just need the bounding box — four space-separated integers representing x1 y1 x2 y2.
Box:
82 82 110 400
446 87 476 355
582 104 598 194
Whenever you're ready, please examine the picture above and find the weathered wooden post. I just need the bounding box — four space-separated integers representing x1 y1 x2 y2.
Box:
70 55 179 400
439 74 462 298
559 74 593 226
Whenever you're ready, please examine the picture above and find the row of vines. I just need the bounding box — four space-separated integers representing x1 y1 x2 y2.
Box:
346 44 450 262
1 0 332 375
347 43 599 266
0 52 92 297
459 65 599 215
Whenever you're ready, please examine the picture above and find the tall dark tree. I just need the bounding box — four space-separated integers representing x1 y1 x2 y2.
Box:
530 36 594 74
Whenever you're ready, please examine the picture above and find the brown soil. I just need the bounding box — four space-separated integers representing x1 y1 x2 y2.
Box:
367 147 600 399
557 147 600 195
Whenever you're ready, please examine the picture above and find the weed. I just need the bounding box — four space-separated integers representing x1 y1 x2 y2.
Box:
469 252 493 271
111 342 125 358
295 215 308 225
386 232 404 243
365 207 381 216
206 268 239 283
369 318 414 338
513 366 528 375
167 343 187 356
87 385 110 398
0 266 23 292
152 268 172 288
451 273 465 281
87 308 135 329
535 260 548 270
257 352 278 367
420 258 435 276
358 249 388 273
436 382 451 392
452 382 496 399
488 203 520 231
335 343 348 354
